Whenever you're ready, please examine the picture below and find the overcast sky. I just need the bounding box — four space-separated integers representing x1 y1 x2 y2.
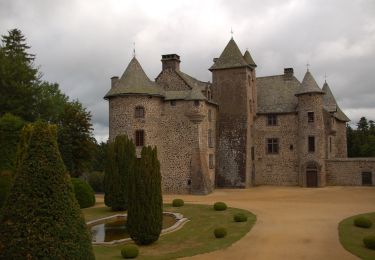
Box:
1 0 374 141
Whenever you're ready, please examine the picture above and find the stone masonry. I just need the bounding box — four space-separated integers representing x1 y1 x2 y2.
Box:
105 37 374 194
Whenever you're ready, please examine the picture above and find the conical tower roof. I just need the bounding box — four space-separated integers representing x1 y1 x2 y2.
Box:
295 70 324 96
322 81 350 122
104 57 164 98
209 38 248 71
243 50 257 68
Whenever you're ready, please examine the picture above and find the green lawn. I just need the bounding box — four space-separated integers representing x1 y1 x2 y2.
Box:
339 212 375 260
82 204 256 259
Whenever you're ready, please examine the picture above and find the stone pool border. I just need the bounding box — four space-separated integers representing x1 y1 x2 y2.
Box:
87 211 189 245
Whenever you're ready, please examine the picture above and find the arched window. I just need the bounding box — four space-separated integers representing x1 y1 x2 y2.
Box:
135 106 145 118
135 130 144 147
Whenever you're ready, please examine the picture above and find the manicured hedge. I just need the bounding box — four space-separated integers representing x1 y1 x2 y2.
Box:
214 227 227 238
363 235 375 250
214 202 227 211
0 171 13 209
233 212 248 222
0 122 94 259
121 244 139 258
71 178 95 208
172 199 184 207
87 171 104 192
354 216 372 228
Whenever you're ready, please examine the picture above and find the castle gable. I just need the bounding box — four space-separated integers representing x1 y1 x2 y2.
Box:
322 82 350 122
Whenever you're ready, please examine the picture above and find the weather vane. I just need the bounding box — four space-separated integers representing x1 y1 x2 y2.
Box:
324 73 327 82
306 61 310 71
230 27 234 39
133 42 136 57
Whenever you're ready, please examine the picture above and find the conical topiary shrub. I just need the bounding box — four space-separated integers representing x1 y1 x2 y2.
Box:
127 146 162 245
0 122 95 259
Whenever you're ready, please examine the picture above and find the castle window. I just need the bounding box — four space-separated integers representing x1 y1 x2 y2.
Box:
308 136 315 152
209 154 214 169
329 136 332 153
135 106 145 118
170 100 176 106
208 129 214 148
135 130 144 147
267 138 279 154
194 100 200 107
267 114 277 126
251 146 255 160
308 112 314 123
208 109 212 122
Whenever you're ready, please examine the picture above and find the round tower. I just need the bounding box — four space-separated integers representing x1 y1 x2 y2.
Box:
295 70 326 187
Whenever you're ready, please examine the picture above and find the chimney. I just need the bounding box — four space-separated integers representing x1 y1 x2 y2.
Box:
111 76 119 88
284 68 294 79
161 54 180 71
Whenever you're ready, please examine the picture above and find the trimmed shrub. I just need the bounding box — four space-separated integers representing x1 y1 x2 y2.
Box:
0 122 94 259
172 199 184 207
71 178 95 208
128 146 163 245
0 171 13 208
121 244 139 258
363 235 375 250
214 202 227 211
233 212 248 222
88 171 104 192
354 216 372 228
214 227 227 238
104 135 135 211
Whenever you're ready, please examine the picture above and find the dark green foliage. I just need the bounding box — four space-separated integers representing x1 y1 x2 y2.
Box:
354 216 372 228
347 117 375 157
172 199 184 207
88 171 104 192
0 113 24 171
214 227 227 238
71 178 95 208
91 142 108 172
128 146 163 245
104 135 135 211
0 171 13 209
0 122 94 259
363 235 375 250
214 202 227 211
233 213 248 222
121 245 139 258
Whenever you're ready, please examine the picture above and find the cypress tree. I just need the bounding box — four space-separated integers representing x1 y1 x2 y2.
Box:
128 146 163 245
104 135 135 211
0 122 95 259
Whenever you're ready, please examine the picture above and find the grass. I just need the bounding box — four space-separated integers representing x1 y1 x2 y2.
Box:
83 203 256 259
339 212 375 260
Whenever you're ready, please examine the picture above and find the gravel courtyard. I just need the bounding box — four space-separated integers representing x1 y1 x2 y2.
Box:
162 186 375 260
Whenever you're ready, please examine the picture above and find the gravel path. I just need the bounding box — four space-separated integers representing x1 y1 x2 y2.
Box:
162 186 375 260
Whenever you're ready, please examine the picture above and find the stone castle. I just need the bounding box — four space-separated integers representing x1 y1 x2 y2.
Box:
105 38 375 194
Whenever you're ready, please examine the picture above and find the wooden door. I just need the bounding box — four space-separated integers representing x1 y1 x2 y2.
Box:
306 170 318 187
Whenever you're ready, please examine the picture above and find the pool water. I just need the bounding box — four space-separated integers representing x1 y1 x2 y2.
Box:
91 215 177 242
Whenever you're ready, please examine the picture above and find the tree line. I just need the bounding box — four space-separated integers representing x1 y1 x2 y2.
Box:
347 117 375 157
0 28 98 176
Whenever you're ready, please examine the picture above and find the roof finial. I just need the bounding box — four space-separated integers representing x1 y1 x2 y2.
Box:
133 42 136 57
230 27 234 39
306 61 310 72
324 73 327 83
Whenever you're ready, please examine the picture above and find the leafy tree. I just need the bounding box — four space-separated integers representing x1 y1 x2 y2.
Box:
127 146 162 245
57 101 95 177
104 135 135 211
357 117 369 133
0 121 94 259
91 141 108 172
347 117 375 157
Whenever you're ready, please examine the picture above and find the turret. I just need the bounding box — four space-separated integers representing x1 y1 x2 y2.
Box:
296 70 326 187
209 38 256 187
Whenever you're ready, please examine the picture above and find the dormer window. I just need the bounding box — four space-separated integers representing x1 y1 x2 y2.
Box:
267 114 277 126
194 100 200 107
135 106 145 118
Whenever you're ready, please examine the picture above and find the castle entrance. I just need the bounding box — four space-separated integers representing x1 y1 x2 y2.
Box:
306 167 318 187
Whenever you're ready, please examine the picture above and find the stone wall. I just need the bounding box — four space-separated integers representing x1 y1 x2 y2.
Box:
155 69 190 91
253 113 299 185
326 158 375 185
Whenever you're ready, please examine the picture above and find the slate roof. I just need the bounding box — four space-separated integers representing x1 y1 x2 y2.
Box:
104 57 164 98
322 81 350 122
176 70 211 90
209 38 249 70
257 75 302 113
243 50 257 68
295 70 324 96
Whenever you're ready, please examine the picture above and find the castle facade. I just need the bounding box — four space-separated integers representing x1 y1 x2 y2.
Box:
105 38 375 194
